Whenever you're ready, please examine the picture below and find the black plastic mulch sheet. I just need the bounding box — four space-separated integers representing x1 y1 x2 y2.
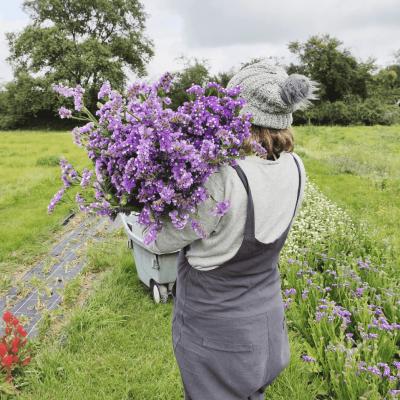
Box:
0 214 122 339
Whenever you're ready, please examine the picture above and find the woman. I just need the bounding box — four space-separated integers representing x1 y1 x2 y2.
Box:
142 60 318 399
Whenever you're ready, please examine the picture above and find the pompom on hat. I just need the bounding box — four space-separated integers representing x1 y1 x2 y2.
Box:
227 60 319 130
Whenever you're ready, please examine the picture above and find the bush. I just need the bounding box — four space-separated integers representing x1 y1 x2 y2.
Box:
36 155 61 167
0 73 82 131
293 98 400 126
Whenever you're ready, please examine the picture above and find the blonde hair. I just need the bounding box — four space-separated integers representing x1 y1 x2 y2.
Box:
240 125 295 161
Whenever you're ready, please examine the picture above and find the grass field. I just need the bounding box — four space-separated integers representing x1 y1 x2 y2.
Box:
7 228 327 399
294 124 400 251
1 125 400 399
0 131 91 291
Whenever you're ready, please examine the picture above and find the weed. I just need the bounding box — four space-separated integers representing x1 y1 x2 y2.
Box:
56 274 84 306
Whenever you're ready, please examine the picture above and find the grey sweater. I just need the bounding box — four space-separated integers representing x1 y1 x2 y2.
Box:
141 152 306 271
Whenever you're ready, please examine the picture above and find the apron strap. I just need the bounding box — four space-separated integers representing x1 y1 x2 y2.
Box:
231 164 255 240
288 153 302 227
231 154 302 240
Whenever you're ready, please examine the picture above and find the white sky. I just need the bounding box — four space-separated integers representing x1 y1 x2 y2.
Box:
1 0 400 85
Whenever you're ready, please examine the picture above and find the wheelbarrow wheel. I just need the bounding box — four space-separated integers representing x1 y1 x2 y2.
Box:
150 281 168 304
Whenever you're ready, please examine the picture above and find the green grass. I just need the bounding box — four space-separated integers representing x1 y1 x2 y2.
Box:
293 124 400 251
2 125 400 398
10 231 327 399
0 130 91 270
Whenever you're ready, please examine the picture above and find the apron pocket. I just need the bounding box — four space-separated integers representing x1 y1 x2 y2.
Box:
202 337 253 353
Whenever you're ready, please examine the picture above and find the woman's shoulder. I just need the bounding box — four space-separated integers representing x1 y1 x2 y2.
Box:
288 152 305 168
205 163 237 191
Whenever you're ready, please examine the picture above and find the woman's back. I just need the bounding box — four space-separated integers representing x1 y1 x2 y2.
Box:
143 152 306 271
167 59 318 400
186 152 306 270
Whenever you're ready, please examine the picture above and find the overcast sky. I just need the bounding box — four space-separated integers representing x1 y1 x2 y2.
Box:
1 0 400 85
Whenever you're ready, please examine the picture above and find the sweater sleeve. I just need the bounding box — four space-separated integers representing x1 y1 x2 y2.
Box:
140 172 225 254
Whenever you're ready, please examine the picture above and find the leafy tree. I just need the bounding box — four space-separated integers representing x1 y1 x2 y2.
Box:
286 63 308 76
0 73 66 130
367 69 398 95
288 34 374 103
168 56 211 110
385 49 400 106
209 67 237 88
1 0 154 129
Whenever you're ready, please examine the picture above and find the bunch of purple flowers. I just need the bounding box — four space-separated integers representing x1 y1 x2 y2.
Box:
49 72 267 245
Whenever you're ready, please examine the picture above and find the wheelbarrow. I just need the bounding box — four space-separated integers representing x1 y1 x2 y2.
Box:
120 212 179 303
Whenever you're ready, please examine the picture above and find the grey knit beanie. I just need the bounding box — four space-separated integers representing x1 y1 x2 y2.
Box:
227 60 319 130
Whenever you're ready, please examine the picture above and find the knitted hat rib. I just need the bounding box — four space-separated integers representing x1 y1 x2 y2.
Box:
227 60 319 130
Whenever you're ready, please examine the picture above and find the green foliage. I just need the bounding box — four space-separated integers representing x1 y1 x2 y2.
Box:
0 0 154 130
36 155 61 167
293 97 400 126
167 56 211 110
288 36 400 126
85 239 119 273
0 73 76 130
288 33 374 103
366 67 400 109
209 66 237 88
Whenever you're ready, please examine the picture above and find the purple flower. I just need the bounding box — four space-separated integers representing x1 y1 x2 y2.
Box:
98 82 111 99
393 362 400 370
80 169 93 188
169 210 190 229
190 219 210 240
302 355 316 363
51 74 254 244
76 192 86 203
367 365 382 377
210 200 232 216
53 85 74 97
249 140 268 158
59 107 72 119
378 363 390 377
74 84 85 111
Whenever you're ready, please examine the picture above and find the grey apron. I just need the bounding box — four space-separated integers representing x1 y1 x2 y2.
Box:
171 154 301 400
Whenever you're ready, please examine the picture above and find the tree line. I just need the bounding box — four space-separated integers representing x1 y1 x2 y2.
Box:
1 0 399 130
